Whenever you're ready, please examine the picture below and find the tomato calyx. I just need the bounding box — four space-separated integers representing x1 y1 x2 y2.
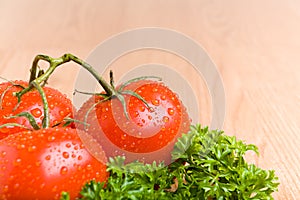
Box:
100 70 162 119
78 71 162 130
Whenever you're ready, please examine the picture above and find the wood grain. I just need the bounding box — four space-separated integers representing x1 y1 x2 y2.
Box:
1 0 300 199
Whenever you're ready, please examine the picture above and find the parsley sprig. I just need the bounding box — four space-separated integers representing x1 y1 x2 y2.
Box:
61 124 279 199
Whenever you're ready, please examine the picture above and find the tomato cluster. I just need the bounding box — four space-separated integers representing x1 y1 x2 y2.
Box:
0 54 191 199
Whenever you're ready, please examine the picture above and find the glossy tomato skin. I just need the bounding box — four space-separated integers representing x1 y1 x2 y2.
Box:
0 81 74 139
76 80 190 163
0 127 108 200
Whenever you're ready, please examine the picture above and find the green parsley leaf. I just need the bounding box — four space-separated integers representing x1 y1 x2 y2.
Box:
61 124 279 200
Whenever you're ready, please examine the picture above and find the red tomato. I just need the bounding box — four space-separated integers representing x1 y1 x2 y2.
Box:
76 80 190 163
0 80 74 139
0 127 108 200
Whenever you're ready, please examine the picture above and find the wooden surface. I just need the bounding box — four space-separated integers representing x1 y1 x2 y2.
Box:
0 1 299 199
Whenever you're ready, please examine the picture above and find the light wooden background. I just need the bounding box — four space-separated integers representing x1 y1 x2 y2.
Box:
0 1 299 199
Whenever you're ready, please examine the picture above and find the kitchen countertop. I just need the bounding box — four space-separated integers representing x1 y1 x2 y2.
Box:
0 1 299 199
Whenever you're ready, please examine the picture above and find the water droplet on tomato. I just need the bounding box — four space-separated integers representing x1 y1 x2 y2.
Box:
113 150 119 154
59 110 65 116
47 135 55 142
13 158 22 166
65 143 71 148
160 95 166 100
3 185 8 192
62 152 69 159
121 134 126 140
1 151 7 158
45 155 51 161
136 122 143 127
82 174 86 179
138 106 145 112
167 108 174 116
86 164 92 171
133 111 139 117
9 175 14 181
31 108 42 118
151 99 160 106
152 88 158 92
101 115 108 120
101 107 109 112
130 142 136 148
95 171 101 178
35 161 41 167
163 116 169 123
40 183 45 189
60 166 68 175
14 183 20 189
28 145 37 152
52 185 58 192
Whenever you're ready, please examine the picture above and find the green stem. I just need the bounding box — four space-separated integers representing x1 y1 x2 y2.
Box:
31 81 50 128
7 112 40 130
65 54 114 96
0 123 31 130
27 54 114 96
14 53 116 129
29 55 51 83
17 53 115 103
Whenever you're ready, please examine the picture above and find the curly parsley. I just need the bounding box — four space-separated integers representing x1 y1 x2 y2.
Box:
61 124 279 200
